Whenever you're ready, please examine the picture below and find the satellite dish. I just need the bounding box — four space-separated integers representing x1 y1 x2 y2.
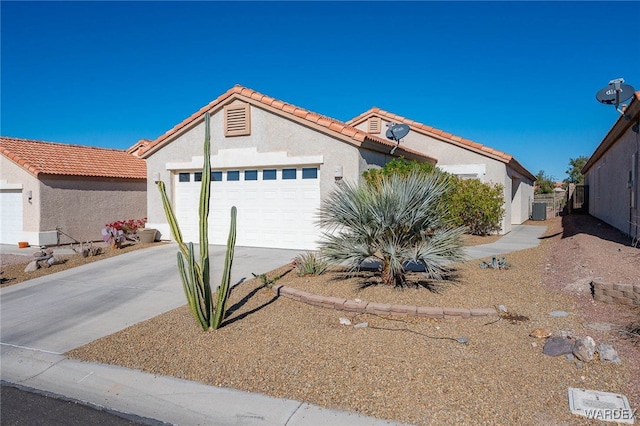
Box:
596 78 635 115
385 123 410 155
386 124 410 141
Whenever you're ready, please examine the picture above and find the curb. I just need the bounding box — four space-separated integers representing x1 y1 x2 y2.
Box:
272 284 499 319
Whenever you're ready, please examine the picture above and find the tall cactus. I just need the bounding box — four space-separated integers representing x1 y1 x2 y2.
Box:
156 112 237 330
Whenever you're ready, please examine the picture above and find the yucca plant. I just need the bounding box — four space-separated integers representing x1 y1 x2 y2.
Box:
156 112 236 330
294 251 329 276
318 171 466 287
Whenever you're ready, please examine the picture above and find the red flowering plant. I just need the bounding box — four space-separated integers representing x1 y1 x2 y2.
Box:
102 218 147 247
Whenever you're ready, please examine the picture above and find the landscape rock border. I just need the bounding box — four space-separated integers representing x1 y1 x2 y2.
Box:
273 284 499 319
591 280 640 306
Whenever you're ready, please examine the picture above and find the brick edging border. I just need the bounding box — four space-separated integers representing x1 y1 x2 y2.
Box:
272 284 499 319
591 281 640 306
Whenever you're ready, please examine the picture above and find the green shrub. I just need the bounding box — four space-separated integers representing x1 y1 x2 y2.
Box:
363 158 505 235
363 157 439 186
294 252 329 276
445 179 504 236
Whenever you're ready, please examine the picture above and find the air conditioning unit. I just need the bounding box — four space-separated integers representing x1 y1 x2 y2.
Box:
532 202 547 221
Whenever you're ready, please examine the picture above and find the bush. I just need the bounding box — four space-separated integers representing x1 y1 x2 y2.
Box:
445 179 504 235
363 157 438 186
363 158 505 235
294 252 329 276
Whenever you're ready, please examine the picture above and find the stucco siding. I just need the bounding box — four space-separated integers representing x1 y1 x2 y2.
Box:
39 176 147 243
146 104 373 238
1 155 41 234
584 127 639 238
352 118 534 233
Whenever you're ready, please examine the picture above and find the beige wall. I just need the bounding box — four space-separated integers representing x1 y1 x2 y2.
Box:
1 155 42 235
39 176 147 243
1 155 146 245
353 119 535 233
145 102 386 238
584 126 639 239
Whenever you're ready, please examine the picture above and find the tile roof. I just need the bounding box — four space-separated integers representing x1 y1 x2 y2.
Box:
0 136 147 179
346 107 535 180
138 85 437 164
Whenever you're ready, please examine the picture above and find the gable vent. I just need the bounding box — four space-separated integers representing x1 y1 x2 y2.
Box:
368 117 382 134
224 103 251 137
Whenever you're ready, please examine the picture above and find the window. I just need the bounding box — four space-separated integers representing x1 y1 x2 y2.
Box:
244 170 258 181
282 168 297 180
224 103 251 137
179 173 190 182
211 171 223 182
263 169 277 180
227 171 240 181
302 167 318 179
194 172 202 182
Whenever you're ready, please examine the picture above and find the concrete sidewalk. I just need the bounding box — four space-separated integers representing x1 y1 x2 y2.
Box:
463 224 548 260
0 225 546 426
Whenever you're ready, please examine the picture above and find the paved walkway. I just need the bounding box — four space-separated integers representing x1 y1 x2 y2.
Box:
0 224 547 426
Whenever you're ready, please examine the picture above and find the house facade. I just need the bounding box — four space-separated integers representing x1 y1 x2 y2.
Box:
139 86 435 250
0 137 147 246
582 92 640 240
347 108 536 234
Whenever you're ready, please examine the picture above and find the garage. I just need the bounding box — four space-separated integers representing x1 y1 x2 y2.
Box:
0 188 23 245
174 166 321 250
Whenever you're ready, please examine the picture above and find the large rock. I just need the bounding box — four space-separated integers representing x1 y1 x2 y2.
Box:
572 336 596 362
24 261 40 273
597 344 621 364
543 336 575 356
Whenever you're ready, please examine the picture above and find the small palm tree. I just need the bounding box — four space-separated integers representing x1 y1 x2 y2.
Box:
317 171 466 287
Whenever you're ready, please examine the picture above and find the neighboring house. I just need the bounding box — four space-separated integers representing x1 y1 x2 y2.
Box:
138 85 436 250
347 108 536 234
0 137 147 246
582 91 640 240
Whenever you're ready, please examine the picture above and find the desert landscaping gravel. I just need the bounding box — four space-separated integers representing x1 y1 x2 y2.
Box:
11 215 640 425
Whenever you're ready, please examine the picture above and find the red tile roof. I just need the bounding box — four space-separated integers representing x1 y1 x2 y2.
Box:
0 136 147 179
346 107 536 180
138 85 437 164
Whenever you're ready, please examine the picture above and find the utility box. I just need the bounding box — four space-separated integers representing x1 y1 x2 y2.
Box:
532 202 547 221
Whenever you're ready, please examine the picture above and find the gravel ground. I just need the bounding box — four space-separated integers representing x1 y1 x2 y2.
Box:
66 214 640 425
0 241 164 287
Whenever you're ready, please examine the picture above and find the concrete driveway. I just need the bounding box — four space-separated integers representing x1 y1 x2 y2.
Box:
0 243 300 354
1 243 400 426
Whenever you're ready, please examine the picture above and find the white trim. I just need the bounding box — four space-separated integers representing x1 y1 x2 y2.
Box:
0 180 23 190
166 147 323 171
437 164 486 180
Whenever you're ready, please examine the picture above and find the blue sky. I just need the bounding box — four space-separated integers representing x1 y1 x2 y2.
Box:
2 1 639 182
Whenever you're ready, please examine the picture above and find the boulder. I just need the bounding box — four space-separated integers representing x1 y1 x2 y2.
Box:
543 336 575 356
597 344 621 364
572 336 596 362
24 261 40 273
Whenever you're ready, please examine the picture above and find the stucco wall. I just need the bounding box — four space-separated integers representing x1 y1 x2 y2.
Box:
39 176 147 243
0 155 41 234
353 119 536 233
584 126 639 239
145 102 385 237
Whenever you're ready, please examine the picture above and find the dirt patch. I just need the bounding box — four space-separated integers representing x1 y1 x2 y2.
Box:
67 215 640 425
0 241 166 288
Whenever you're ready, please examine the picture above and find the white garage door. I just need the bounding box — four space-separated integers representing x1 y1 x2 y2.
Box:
0 190 24 245
174 167 321 250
